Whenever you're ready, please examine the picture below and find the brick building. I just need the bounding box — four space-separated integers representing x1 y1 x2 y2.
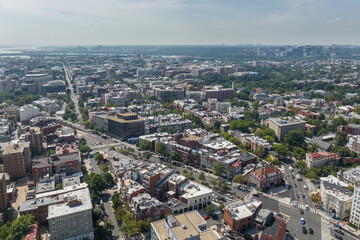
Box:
203 86 234 101
2 142 31 179
224 200 262 232
25 127 43 155
0 173 8 212
248 165 283 189
108 113 145 140
131 193 164 221
32 152 81 183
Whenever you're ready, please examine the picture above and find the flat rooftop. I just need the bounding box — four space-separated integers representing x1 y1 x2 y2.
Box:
2 142 29 154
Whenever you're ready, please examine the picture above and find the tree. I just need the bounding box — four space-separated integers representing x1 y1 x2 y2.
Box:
100 164 108 172
169 151 180 162
155 142 166 156
210 178 217 186
138 140 151 151
205 205 215 214
283 129 305 147
307 169 318 180
0 214 35 240
56 183 62 190
273 144 288 158
46 149 55 157
348 185 355 193
292 147 306 160
198 172 206 181
79 145 92 154
305 130 314 138
214 163 225 176
318 113 325 120
264 135 275 144
85 173 107 194
109 146 116 151
310 193 321 203
295 160 308 175
79 137 87 147
103 172 114 186
218 203 225 211
335 131 348 147
233 174 247 184
49 110 56 115
95 152 104 163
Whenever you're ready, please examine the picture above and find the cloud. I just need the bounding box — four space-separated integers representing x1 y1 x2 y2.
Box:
327 17 341 23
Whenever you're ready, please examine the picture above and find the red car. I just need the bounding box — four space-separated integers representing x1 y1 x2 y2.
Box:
299 209 304 214
203 215 210 220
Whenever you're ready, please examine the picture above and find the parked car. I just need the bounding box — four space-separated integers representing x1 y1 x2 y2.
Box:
309 228 313 234
301 217 305 225
203 215 210 220
334 229 344 235
299 209 304 214
302 226 307 234
334 234 343 240
333 223 342 229
276 213 283 218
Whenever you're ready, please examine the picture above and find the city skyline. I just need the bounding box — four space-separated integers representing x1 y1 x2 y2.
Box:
0 0 360 46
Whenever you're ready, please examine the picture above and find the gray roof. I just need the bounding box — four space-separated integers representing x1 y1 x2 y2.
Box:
309 138 332 151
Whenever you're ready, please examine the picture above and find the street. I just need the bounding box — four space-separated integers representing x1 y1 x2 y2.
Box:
63 63 82 124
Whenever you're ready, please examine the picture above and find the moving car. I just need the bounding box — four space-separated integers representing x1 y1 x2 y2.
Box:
305 204 309 210
302 226 307 234
203 215 210 220
299 209 304 214
309 228 313 234
301 217 305 225
294 183 297 188
294 201 298 207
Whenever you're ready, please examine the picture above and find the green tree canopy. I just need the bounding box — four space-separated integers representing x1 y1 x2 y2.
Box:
283 129 305 147
233 174 247 184
138 140 151 151
169 151 180 162
155 142 166 156
214 163 225 176
335 131 348 147
0 214 35 240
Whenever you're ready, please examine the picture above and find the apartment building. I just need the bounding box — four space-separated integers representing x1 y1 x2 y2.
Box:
108 113 145 140
305 152 340 168
338 166 360 186
178 181 213 211
131 193 164 221
2 142 31 179
320 176 352 220
266 117 306 141
48 188 94 240
25 127 43 155
20 104 40 122
0 173 8 212
224 200 262 232
350 186 360 228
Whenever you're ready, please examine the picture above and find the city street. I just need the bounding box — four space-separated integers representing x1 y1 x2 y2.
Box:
63 63 82 124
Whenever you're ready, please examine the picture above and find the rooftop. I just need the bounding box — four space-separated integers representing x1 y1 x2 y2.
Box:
2 142 29 154
226 200 262 220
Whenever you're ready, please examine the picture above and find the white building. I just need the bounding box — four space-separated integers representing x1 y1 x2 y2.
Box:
48 187 94 240
350 187 360 228
320 176 352 220
178 181 213 211
19 104 39 122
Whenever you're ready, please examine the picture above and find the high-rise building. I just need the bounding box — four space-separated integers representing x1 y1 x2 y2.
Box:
2 142 31 179
25 127 43 155
108 113 145 140
0 173 8 212
350 187 360 228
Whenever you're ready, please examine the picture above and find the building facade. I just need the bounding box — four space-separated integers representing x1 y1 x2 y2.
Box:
108 113 145 140
2 142 31 179
266 117 306 141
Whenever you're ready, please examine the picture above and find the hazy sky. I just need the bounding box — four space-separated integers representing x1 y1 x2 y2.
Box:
0 0 359 46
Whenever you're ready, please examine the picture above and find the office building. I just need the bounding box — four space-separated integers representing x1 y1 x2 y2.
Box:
266 117 306 141
20 105 40 122
108 113 145 140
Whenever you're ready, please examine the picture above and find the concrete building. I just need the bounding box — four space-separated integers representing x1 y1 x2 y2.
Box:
2 142 31 179
0 77 13 94
20 105 40 122
350 186 360 228
203 86 234 101
108 113 145 140
320 176 352 220
42 80 66 93
25 127 43 155
347 136 360 154
224 200 262 232
266 117 306 141
151 211 224 240
24 73 53 92
338 166 360 186
47 188 94 240
305 152 340 168
0 173 8 212
154 87 185 101
178 181 213 211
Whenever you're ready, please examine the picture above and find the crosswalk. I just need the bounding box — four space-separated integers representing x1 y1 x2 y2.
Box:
295 203 317 213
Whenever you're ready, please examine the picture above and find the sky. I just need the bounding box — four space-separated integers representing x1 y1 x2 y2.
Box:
0 0 359 46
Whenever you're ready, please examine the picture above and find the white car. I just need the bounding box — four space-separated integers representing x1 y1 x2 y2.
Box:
305 204 309 210
294 201 298 207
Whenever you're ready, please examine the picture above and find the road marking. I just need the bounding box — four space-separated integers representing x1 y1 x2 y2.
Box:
280 212 291 218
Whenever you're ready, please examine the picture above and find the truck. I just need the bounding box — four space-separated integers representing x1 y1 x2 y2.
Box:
296 173 302 181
